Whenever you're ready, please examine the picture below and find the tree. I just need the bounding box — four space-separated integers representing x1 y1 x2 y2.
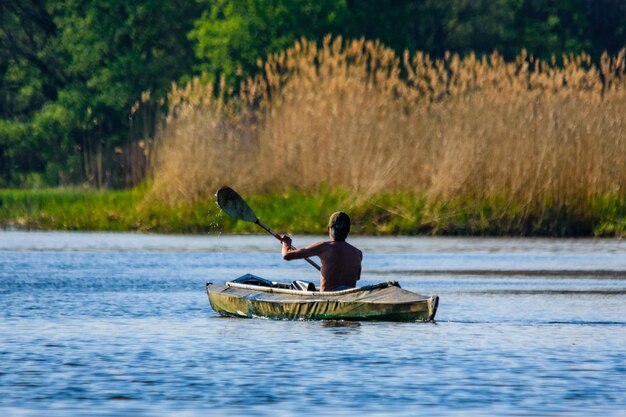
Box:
190 0 348 82
0 0 201 187
512 0 590 59
189 0 598 84
583 0 626 58
0 0 63 185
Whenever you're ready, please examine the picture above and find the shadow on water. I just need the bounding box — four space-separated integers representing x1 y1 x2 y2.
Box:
320 320 362 330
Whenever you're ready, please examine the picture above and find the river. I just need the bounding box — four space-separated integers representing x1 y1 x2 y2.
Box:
1 231 625 416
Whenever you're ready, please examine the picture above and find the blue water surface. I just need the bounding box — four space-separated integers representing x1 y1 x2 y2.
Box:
1 231 625 416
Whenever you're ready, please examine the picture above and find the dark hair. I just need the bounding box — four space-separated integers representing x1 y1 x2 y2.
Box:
328 211 350 241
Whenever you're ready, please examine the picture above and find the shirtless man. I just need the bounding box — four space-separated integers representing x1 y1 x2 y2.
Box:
281 211 363 291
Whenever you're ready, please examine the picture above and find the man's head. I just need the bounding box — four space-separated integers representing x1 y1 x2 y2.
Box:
328 211 350 241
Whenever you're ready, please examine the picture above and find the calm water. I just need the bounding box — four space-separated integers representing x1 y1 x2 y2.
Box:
1 231 625 416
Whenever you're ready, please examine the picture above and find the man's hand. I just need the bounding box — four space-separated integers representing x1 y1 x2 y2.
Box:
281 235 292 247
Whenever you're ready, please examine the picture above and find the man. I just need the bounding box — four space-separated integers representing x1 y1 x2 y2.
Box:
281 211 363 291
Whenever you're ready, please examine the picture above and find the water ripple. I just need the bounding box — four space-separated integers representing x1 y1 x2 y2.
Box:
0 232 625 416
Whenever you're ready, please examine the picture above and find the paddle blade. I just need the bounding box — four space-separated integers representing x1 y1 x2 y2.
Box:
215 186 258 223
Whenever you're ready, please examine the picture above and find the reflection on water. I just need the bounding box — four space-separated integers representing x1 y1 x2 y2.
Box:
0 231 625 416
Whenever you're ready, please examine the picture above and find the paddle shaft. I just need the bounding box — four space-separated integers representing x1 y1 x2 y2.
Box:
256 219 321 271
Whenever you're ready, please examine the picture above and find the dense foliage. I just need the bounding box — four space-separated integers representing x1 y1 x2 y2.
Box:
1 0 625 188
0 0 200 187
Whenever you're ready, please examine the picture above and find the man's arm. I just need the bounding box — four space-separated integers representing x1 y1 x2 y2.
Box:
281 237 326 261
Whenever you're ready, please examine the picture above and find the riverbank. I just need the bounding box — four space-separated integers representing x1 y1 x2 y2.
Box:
0 188 624 237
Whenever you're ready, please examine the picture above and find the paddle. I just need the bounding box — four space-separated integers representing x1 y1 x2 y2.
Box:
215 186 321 271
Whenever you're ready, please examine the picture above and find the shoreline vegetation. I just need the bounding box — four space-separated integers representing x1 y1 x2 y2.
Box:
144 38 625 238
2 39 625 237
0 188 624 237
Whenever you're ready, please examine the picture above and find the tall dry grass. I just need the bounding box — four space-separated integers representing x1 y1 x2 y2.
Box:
149 36 626 212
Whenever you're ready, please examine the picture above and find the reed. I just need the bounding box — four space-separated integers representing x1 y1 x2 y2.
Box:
148 36 626 229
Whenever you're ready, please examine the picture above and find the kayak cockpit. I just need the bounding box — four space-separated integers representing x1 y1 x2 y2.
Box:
230 273 317 292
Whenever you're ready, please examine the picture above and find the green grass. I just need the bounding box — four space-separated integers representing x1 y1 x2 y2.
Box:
0 187 144 231
0 187 624 237
0 186 226 233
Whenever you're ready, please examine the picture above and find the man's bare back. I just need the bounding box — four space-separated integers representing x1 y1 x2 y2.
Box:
281 211 362 291
282 239 362 291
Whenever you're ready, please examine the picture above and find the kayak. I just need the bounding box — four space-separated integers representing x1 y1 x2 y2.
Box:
205 274 439 322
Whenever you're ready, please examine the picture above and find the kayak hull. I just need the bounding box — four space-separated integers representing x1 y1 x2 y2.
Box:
206 278 439 322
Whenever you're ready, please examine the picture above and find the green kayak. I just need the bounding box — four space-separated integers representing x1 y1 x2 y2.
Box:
206 274 439 322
